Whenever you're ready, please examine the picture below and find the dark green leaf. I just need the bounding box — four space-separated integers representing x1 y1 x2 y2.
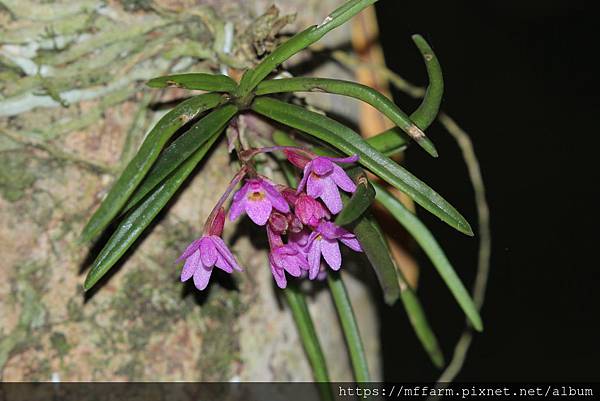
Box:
327 272 370 382
352 212 400 305
80 93 228 243
354 213 444 367
251 97 473 236
83 133 222 291
335 168 375 226
255 77 438 157
366 127 408 156
237 0 377 95
122 104 238 213
398 281 446 368
284 287 333 399
410 34 444 130
147 73 238 93
374 182 483 331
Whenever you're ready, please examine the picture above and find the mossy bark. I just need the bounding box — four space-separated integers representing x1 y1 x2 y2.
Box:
0 0 380 381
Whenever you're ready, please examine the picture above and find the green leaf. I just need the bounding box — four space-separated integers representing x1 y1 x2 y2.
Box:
122 104 238 214
373 182 483 331
83 133 222 291
80 92 228 243
354 213 444 367
335 168 375 227
351 212 400 305
251 97 473 236
238 0 377 95
284 287 333 400
366 127 408 156
327 272 370 382
255 77 438 157
410 34 444 131
147 73 238 93
398 279 446 368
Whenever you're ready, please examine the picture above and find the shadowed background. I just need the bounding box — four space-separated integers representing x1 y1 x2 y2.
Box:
376 0 599 382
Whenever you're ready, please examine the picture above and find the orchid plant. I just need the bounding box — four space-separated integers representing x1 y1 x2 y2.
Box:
80 0 483 387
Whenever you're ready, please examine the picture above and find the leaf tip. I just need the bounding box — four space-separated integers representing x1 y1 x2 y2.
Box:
460 221 475 237
432 352 445 369
471 317 484 332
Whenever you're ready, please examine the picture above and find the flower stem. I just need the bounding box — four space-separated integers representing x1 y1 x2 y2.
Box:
202 165 248 234
284 286 333 400
327 272 371 382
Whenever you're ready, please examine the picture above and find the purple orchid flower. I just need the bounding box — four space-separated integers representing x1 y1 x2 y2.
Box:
177 235 242 290
297 155 359 214
306 221 362 279
269 245 309 288
294 193 330 227
229 177 290 225
267 226 309 288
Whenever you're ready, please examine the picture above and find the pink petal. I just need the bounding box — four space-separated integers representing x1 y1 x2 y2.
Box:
320 239 341 270
307 240 322 280
214 254 234 273
271 264 287 288
199 237 218 267
232 181 250 202
318 178 343 214
311 157 334 176
180 249 201 281
340 236 362 252
306 174 325 198
176 238 201 263
326 154 359 164
228 197 246 221
331 165 357 193
193 265 213 290
245 198 272 225
212 236 242 271
296 163 312 193
262 181 290 213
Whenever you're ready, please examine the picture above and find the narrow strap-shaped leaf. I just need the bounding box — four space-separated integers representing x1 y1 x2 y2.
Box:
83 133 222 291
284 288 333 399
327 272 370 382
251 97 473 236
410 34 443 130
335 168 375 226
373 182 483 331
366 127 408 156
352 212 400 305
80 92 228 243
355 212 444 367
238 0 377 95
147 73 238 93
398 277 446 368
122 104 238 213
255 77 437 157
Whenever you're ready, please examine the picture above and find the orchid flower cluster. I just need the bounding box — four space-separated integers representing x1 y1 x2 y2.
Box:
177 146 363 290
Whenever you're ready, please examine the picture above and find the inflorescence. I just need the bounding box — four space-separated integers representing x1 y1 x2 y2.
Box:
177 146 363 290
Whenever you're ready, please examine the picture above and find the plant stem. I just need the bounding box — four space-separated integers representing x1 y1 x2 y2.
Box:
327 272 371 382
284 287 333 400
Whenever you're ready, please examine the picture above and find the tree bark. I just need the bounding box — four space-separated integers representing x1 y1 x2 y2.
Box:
0 0 381 381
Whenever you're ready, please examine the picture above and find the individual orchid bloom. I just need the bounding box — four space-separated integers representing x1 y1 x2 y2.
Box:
288 229 311 255
294 193 329 227
269 245 309 288
229 177 290 225
306 221 362 280
177 235 242 291
267 225 308 288
297 155 359 214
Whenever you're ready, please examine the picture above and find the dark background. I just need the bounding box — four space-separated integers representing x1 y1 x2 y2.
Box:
376 0 599 381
